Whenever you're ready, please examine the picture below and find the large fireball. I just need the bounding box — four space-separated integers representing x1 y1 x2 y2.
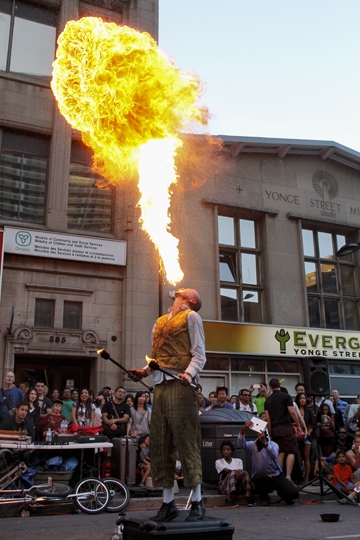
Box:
51 17 209 284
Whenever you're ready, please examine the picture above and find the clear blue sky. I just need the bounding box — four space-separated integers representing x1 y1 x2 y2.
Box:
159 0 360 152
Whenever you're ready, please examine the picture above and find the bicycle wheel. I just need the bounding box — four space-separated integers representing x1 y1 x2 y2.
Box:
74 478 109 514
35 483 72 497
102 477 130 513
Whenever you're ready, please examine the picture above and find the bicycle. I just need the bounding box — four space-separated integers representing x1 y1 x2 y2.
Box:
0 477 110 514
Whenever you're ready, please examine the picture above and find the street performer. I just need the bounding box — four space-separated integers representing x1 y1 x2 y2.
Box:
129 287 206 522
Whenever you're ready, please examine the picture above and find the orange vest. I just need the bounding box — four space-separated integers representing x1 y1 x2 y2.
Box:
151 309 192 371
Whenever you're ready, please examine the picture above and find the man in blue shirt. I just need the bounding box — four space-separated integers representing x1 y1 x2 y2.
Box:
238 420 299 506
212 386 233 410
331 389 348 423
0 371 24 422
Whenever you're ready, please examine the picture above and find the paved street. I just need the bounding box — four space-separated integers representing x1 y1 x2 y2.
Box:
3 500 360 540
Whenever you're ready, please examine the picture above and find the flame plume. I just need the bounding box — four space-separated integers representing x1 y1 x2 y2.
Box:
51 17 209 283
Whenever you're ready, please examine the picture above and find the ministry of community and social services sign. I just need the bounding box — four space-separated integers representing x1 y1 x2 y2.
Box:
4 227 126 266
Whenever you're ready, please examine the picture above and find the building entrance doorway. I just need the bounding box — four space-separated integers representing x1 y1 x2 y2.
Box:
14 354 94 396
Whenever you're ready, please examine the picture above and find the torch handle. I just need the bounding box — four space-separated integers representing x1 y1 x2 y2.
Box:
107 355 153 392
149 361 198 389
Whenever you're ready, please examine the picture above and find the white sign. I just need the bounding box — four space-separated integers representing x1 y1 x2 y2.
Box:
4 227 126 266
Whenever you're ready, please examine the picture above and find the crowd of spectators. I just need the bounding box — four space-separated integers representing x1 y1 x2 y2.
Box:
1 370 360 505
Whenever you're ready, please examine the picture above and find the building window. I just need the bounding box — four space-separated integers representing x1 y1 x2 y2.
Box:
0 0 57 76
0 130 49 223
63 301 82 330
302 228 360 330
68 143 113 233
34 298 54 328
218 215 262 322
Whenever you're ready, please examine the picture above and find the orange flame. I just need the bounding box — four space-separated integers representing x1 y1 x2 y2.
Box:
51 17 209 283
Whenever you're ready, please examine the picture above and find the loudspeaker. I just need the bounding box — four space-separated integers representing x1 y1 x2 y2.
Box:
303 357 330 395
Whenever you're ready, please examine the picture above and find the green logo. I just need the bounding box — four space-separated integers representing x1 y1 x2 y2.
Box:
15 231 32 247
275 329 290 354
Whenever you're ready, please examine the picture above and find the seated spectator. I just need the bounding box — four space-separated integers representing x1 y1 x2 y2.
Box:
197 385 210 408
215 440 255 507
175 451 183 484
0 371 24 422
0 401 35 442
137 434 151 486
94 394 106 426
238 389 257 413
337 481 360 505
61 387 74 422
102 386 130 439
128 391 151 439
318 402 335 456
211 386 233 410
39 399 67 436
205 391 218 410
26 387 40 433
71 388 95 427
346 435 360 483
238 420 299 506
333 451 355 495
198 394 207 414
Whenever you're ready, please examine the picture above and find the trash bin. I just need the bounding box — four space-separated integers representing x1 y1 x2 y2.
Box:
200 409 257 483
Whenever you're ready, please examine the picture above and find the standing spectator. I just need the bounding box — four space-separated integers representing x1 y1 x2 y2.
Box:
264 378 301 482
61 387 74 422
345 395 360 435
294 393 315 482
51 389 60 401
205 391 218 410
0 371 24 421
331 389 348 423
35 380 52 416
125 394 134 408
328 395 345 431
318 402 335 456
144 391 153 410
71 388 95 427
128 391 151 439
26 387 41 433
215 440 255 507
238 389 257 414
314 395 335 414
94 394 106 426
248 382 268 415
230 394 240 409
71 388 79 402
238 420 299 506
101 386 130 439
18 382 27 394
212 386 233 410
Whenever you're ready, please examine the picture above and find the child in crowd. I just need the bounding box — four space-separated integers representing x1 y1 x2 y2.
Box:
337 481 360 505
39 399 67 437
137 434 151 487
332 451 355 494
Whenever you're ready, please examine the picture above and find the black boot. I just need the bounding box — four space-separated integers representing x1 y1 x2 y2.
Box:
151 500 178 522
185 500 205 521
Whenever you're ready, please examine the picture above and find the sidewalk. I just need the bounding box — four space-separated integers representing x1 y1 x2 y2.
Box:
127 479 340 511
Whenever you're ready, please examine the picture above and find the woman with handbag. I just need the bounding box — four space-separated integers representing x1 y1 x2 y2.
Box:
294 393 315 482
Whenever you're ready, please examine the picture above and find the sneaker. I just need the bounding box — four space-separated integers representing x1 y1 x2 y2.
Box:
337 498 351 505
185 500 205 521
151 500 178 522
246 497 255 507
138 483 145 487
